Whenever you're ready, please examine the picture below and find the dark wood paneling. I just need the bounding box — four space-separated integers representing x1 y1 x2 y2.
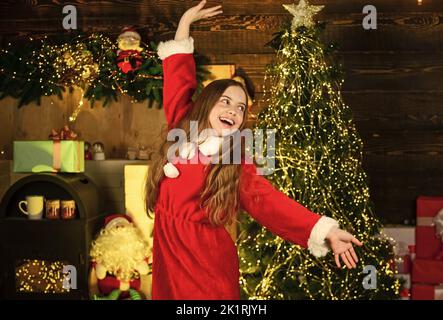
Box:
363 154 443 224
207 51 443 95
1 0 443 19
343 91 443 132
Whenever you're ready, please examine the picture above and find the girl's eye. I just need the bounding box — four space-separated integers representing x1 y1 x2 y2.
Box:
238 105 245 112
221 98 229 104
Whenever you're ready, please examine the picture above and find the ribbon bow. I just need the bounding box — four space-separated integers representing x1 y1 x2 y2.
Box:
49 125 78 141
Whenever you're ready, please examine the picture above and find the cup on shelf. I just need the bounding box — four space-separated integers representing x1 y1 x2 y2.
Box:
61 200 76 219
18 195 44 220
45 199 61 219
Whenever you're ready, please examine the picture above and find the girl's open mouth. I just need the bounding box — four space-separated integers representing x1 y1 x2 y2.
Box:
219 116 235 128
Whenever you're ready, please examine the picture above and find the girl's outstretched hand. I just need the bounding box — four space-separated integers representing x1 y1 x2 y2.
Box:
182 0 223 24
326 227 363 269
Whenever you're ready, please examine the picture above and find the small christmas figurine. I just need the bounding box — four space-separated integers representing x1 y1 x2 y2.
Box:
84 142 93 160
116 26 143 74
92 142 105 160
127 146 138 160
137 145 150 160
89 214 151 300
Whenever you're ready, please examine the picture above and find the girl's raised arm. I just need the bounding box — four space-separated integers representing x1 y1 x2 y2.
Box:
157 0 223 129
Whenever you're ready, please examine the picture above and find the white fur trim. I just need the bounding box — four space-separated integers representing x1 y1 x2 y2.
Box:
157 36 194 60
105 217 131 230
163 162 179 178
307 216 339 258
179 142 196 159
118 31 141 40
198 135 223 156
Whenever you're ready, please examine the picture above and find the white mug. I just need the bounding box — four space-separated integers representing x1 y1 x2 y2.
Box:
19 195 44 220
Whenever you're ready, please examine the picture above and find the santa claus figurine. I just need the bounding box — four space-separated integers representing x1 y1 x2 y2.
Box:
89 214 152 299
116 26 143 74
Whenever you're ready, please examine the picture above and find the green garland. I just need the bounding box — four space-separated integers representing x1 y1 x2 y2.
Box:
0 32 209 108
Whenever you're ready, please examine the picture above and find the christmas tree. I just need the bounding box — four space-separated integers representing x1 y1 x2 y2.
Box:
237 0 400 300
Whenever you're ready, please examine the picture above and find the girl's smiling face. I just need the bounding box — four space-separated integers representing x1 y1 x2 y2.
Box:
208 85 247 136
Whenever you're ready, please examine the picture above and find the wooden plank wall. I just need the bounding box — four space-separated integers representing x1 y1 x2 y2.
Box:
0 0 442 224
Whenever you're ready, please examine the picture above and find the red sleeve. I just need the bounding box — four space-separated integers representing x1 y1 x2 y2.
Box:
239 162 321 248
162 53 197 129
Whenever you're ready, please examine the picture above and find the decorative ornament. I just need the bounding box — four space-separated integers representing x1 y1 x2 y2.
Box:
137 145 151 160
89 214 151 299
92 142 105 160
0 32 208 107
127 146 138 160
116 26 143 74
282 0 324 32
51 42 99 87
84 142 93 160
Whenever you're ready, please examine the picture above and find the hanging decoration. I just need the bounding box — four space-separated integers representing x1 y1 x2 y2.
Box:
0 30 209 108
116 27 144 74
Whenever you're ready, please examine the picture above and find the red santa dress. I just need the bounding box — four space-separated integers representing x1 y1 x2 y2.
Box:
151 36 339 300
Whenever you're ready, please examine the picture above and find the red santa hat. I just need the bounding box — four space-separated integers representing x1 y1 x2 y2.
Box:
104 214 133 230
118 26 141 41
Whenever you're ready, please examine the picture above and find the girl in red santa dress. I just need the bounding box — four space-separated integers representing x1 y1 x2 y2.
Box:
145 0 363 300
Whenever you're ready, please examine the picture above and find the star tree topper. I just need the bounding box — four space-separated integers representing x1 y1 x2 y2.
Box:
283 0 324 32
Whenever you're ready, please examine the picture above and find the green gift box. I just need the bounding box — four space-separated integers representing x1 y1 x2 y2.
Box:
13 140 85 173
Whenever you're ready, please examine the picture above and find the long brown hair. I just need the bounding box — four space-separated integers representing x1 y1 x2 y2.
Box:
145 79 250 227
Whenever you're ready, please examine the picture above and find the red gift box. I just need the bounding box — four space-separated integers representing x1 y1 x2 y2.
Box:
412 259 443 284
416 196 443 259
411 284 443 300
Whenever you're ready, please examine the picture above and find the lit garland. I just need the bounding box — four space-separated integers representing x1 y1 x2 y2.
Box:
15 259 70 294
0 32 209 108
237 22 400 299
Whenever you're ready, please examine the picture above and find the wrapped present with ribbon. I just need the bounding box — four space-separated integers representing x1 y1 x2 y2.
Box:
411 284 443 300
416 196 443 260
13 126 84 173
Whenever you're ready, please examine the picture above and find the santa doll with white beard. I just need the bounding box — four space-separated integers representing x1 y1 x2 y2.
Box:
89 214 152 299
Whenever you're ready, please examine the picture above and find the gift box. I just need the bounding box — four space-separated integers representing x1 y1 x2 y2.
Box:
416 196 443 259
13 140 84 173
411 284 443 300
412 259 443 284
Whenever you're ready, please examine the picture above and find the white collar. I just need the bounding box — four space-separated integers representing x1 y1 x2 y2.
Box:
178 135 229 159
197 135 224 156
165 135 225 178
